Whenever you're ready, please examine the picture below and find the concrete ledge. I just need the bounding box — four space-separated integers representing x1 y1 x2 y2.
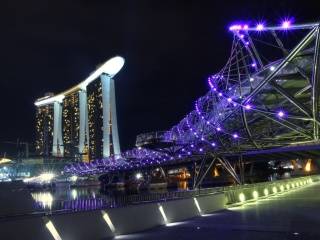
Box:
0 188 225 240
50 192 225 239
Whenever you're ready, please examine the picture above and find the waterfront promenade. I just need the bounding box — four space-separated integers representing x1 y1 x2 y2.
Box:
1 176 319 239
113 180 320 240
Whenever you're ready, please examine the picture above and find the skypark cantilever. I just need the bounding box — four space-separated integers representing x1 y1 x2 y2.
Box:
34 56 125 161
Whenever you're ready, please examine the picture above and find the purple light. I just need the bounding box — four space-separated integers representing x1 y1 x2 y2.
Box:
278 111 285 117
245 104 251 110
229 24 249 31
227 98 232 102
229 25 242 31
233 133 238 138
211 142 216 147
216 127 221 131
282 21 290 29
256 24 264 30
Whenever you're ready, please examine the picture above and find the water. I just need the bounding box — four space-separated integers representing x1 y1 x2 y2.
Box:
31 181 189 205
30 172 295 205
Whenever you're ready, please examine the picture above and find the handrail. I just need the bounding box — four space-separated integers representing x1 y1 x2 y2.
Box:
37 174 320 214
1 175 319 220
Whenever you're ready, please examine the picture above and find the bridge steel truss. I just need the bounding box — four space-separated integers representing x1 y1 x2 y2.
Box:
66 21 320 188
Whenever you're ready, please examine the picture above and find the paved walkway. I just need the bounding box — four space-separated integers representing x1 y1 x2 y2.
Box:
110 181 320 240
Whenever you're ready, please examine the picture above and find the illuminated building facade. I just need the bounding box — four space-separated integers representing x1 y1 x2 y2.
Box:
62 92 81 158
34 56 125 162
35 92 55 156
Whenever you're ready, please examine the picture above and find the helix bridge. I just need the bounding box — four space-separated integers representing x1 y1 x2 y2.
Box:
64 20 320 188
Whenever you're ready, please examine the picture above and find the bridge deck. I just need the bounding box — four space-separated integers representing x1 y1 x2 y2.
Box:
118 180 320 240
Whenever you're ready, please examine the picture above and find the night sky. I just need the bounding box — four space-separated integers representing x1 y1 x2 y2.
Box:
1 0 319 158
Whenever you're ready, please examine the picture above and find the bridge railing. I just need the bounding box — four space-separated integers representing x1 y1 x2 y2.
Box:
35 174 320 215
37 187 224 214
224 175 320 205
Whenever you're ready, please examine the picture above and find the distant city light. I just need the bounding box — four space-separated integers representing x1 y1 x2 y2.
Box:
39 173 55 181
71 175 77 181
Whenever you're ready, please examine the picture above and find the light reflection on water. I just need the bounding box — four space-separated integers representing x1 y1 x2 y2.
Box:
31 181 189 204
31 173 292 206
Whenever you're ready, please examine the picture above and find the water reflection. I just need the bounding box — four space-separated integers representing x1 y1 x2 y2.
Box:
31 173 293 210
31 181 189 203
32 192 53 209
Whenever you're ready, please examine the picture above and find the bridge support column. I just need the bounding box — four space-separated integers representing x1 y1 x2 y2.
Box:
249 162 254 175
239 154 244 185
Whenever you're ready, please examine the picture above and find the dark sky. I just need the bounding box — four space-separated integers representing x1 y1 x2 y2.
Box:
1 0 319 158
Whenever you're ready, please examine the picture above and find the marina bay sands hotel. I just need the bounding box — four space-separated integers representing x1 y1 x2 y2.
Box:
34 56 125 162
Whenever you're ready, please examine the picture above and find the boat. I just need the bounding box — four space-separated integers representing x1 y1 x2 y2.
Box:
103 182 125 188
138 182 168 191
54 181 72 188
52 174 75 188
69 180 101 188
53 174 101 188
268 165 294 174
24 179 54 191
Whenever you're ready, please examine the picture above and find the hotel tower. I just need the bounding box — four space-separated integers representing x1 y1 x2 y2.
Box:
34 56 125 162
